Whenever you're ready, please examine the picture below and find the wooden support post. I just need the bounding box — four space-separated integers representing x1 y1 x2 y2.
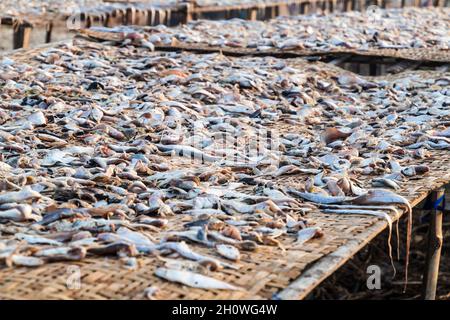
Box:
359 0 365 11
13 21 32 49
330 0 335 12
279 3 289 16
99 13 105 26
142 10 149 26
45 22 53 44
126 7 136 25
304 3 310 14
271 5 277 18
166 9 172 26
148 8 155 26
184 4 193 23
249 8 257 20
158 9 166 25
258 6 265 19
134 10 145 26
78 12 87 29
229 9 237 19
105 12 111 27
321 1 327 13
310 1 317 13
345 0 352 11
422 188 445 300
86 15 93 28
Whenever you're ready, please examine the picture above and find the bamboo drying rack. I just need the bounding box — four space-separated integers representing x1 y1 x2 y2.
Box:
1 0 448 50
0 41 449 299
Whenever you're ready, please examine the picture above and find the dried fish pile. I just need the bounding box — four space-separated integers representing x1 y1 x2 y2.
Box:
137 7 449 52
0 33 449 294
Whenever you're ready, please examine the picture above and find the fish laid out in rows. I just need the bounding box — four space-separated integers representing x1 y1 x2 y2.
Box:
91 7 449 53
0 29 448 293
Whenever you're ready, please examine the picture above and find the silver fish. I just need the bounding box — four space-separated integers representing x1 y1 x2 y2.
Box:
155 267 242 291
0 187 41 204
216 244 240 261
296 227 323 245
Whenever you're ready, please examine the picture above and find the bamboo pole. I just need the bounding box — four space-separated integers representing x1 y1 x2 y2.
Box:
249 8 258 20
184 3 193 23
126 7 136 25
13 21 33 49
422 188 445 300
45 22 53 44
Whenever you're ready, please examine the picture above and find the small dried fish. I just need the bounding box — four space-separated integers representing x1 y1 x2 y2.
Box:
34 247 87 262
155 267 242 290
0 205 41 222
296 227 324 245
216 244 240 261
0 187 41 204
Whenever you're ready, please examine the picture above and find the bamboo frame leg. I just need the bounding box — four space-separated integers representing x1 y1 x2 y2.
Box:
148 8 155 26
249 8 257 21
166 9 172 26
184 3 193 23
422 188 445 300
45 22 53 43
13 22 32 49
86 16 93 28
126 7 136 25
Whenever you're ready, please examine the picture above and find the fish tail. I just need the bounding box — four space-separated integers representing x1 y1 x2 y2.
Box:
396 220 400 261
403 204 412 293
387 221 396 279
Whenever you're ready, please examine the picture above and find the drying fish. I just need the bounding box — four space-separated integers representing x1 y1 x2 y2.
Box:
158 241 237 270
372 178 401 190
0 205 41 222
34 247 87 262
0 187 41 204
288 188 349 204
155 267 242 291
322 128 352 145
143 8 450 55
156 144 220 163
7 255 45 267
15 233 63 246
216 244 240 261
296 227 324 245
87 243 139 257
